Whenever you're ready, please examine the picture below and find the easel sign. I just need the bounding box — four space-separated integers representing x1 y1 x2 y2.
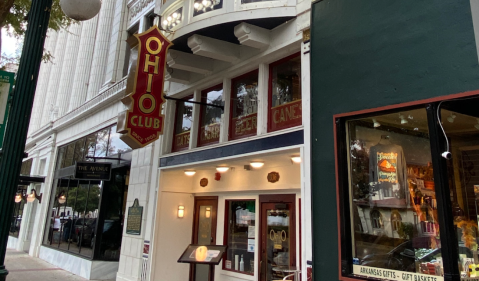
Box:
177 244 227 265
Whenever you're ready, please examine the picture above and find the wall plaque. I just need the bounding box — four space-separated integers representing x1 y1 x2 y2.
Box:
126 199 143 235
74 162 112 180
200 178 208 187
267 171 280 183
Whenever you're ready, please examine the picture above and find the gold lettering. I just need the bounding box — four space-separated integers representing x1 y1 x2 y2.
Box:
145 117 152 128
273 110 280 124
154 118 160 129
286 106 295 121
131 116 138 126
139 93 156 114
144 54 160 74
147 73 153 92
146 37 162 55
280 109 286 122
138 116 144 127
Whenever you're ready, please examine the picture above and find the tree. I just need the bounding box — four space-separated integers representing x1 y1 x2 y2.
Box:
0 0 74 62
67 186 100 215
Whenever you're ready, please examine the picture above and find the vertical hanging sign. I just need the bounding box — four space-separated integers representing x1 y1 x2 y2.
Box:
0 70 14 149
117 26 173 149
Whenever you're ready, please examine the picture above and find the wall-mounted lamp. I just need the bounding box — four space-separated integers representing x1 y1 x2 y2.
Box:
372 118 381 128
178 205 185 218
184 170 196 176
14 191 26 203
250 162 264 168
27 189 42 203
205 207 211 219
447 113 456 123
291 156 301 164
216 166 229 173
57 190 67 204
399 115 408 125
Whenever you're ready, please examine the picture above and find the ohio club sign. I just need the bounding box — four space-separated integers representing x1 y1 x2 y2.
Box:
117 25 172 149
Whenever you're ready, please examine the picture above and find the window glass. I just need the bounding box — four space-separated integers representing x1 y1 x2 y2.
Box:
198 85 223 147
95 128 110 157
224 200 255 275
172 95 194 152
440 107 479 277
56 147 66 169
347 108 444 278
62 143 75 168
20 159 33 176
108 125 131 155
72 137 86 165
85 133 97 160
230 70 258 140
269 54 302 132
192 0 222 17
10 186 27 238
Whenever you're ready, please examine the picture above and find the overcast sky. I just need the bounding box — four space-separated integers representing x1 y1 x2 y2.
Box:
1 28 20 57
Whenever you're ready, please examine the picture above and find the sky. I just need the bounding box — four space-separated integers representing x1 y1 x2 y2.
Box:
1 27 20 57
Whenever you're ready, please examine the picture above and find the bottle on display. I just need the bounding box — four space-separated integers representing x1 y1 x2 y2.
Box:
240 255 244 272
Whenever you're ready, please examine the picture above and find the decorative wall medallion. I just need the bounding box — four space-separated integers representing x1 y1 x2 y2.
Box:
200 178 208 187
215 172 221 181
267 171 280 183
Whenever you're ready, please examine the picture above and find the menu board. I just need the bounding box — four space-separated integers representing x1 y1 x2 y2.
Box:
177 245 227 265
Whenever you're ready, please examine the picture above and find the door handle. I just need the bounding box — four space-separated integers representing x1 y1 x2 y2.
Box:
210 236 213 242
259 260 262 278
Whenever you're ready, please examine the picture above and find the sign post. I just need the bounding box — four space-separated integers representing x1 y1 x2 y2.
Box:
117 26 173 149
0 71 14 149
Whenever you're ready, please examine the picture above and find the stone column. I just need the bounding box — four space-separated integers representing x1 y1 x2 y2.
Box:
41 30 68 124
28 30 58 133
55 24 82 117
86 0 116 100
68 17 99 111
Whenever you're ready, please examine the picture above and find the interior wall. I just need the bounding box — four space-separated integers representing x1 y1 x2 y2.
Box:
152 191 194 281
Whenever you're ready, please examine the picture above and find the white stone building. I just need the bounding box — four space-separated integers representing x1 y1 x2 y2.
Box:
8 0 313 280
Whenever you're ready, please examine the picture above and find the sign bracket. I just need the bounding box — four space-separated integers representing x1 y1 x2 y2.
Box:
163 95 224 111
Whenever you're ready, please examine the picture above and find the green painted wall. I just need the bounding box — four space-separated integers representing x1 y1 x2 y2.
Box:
310 0 479 280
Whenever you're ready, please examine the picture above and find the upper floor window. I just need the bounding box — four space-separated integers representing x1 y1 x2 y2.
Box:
268 53 302 132
198 84 223 147
192 0 222 17
391 210 402 232
370 210 382 229
172 95 194 152
230 70 258 140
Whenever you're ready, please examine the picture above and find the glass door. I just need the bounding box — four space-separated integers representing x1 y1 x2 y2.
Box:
191 196 218 281
259 195 296 281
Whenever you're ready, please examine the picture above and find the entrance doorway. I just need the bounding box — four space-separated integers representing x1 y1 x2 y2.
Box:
259 194 296 281
191 196 218 281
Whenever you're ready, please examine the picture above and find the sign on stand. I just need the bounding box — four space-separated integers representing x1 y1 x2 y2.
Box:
0 70 14 148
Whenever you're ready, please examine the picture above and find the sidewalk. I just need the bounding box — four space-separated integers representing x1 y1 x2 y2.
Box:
4 249 115 281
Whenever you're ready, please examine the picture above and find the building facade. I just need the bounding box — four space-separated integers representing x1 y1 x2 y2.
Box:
8 0 313 281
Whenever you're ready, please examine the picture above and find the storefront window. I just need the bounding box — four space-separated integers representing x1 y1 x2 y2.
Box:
223 200 255 275
268 53 302 132
346 108 446 278
95 128 110 157
198 84 223 147
192 0 222 17
172 95 194 152
20 159 32 176
108 125 132 155
230 70 258 140
440 106 479 278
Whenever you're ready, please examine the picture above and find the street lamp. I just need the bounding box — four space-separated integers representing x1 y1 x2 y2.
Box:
60 0 102 21
0 1 100 280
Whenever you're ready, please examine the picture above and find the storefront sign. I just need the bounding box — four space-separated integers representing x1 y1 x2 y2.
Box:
267 171 280 183
231 113 257 140
74 162 111 180
117 25 173 149
353 265 444 281
126 199 143 235
269 99 302 132
0 70 14 148
199 123 220 145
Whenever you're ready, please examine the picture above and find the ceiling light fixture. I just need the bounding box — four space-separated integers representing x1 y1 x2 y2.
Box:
372 119 381 128
216 166 229 173
184 170 196 176
250 162 264 168
447 113 456 123
291 156 301 164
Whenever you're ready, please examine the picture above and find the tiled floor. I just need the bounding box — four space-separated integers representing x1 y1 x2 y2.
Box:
4 249 114 281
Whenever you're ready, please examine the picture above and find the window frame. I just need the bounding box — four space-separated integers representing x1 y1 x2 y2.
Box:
334 101 460 280
267 52 302 133
197 83 223 147
171 94 194 152
229 69 259 141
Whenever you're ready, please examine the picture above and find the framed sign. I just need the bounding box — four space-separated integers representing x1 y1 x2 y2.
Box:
74 162 112 180
177 244 227 265
126 199 143 235
0 70 14 148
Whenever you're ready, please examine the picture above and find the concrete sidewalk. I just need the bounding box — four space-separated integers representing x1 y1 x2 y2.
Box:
4 249 115 281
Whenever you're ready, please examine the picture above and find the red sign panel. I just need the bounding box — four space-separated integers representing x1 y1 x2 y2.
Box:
268 99 302 132
117 26 172 149
230 113 257 140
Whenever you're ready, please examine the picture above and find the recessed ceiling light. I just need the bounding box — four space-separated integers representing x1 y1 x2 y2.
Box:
216 166 229 173
250 162 264 168
184 170 196 176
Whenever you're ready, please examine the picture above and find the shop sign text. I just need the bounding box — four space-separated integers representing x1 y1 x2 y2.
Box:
269 99 302 131
353 265 444 281
74 162 111 180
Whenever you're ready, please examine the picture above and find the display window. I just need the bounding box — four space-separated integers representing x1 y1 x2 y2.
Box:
336 97 479 281
172 95 194 152
198 84 223 147
268 53 302 132
223 200 256 275
229 70 258 140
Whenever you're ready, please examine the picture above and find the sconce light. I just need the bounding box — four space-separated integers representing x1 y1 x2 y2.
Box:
372 118 381 128
250 162 264 169
205 207 211 219
178 205 185 218
27 189 42 203
447 113 456 123
57 190 67 204
399 115 408 125
216 166 229 173
184 170 196 176
291 156 301 164
14 191 26 203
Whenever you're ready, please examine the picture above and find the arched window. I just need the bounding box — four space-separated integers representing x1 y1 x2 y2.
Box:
371 210 382 229
391 211 402 231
